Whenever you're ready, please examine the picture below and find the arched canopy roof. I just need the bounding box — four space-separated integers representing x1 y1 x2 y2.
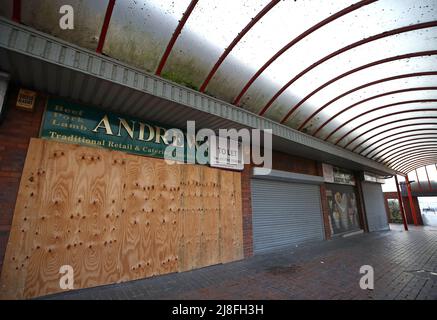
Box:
2 0 437 175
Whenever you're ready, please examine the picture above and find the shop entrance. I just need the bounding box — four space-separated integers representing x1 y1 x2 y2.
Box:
251 178 324 254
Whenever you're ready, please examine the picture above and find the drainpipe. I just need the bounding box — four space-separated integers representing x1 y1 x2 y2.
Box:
0 72 10 124
405 175 419 226
394 175 408 231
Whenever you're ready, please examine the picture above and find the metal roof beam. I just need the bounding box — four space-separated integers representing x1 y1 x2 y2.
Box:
232 0 377 105
302 87 437 132
199 0 280 93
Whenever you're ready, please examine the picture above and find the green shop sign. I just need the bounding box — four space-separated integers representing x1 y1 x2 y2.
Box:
40 98 199 162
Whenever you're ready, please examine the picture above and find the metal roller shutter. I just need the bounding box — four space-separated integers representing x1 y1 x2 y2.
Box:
362 182 389 232
251 178 325 254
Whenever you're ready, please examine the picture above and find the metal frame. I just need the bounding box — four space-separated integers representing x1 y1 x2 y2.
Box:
395 156 437 172
199 0 280 92
155 0 199 76
299 87 437 131
258 22 437 117
96 0 116 54
425 165 433 191
400 159 437 174
325 100 437 142
0 18 396 176
381 144 437 165
371 137 437 160
334 108 437 147
311 72 437 136
360 126 437 156
405 175 419 225
415 169 423 193
280 50 437 124
352 120 437 153
232 0 377 105
385 147 437 167
394 175 408 231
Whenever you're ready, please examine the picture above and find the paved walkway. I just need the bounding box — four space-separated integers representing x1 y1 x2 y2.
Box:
44 225 437 300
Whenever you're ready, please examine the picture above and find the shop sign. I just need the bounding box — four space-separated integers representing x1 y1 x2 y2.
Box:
40 98 198 163
323 163 355 186
16 89 36 111
209 136 244 171
363 172 385 184
322 163 334 183
333 167 356 186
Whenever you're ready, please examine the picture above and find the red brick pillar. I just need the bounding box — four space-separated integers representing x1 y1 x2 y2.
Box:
0 88 45 271
241 164 253 258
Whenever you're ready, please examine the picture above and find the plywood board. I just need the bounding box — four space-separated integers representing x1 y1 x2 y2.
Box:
0 139 243 299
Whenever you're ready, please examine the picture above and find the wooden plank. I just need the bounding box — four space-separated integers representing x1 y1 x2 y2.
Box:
153 159 180 275
201 166 220 267
0 139 244 299
179 164 202 271
219 171 235 263
118 154 150 281
232 172 244 261
0 139 45 299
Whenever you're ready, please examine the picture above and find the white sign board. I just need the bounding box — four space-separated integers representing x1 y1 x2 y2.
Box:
209 136 244 171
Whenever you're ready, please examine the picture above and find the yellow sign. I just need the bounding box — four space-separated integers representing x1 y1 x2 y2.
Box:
16 89 36 111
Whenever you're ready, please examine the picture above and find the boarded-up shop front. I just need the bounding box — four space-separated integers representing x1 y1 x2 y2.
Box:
0 98 243 299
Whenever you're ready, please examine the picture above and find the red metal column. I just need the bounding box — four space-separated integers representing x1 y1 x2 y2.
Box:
394 175 408 231
155 0 199 76
199 0 280 92
405 175 419 226
415 169 423 193
425 165 433 192
96 0 116 54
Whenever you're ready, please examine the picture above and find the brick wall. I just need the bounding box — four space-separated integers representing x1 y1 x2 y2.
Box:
0 87 45 271
241 164 253 258
271 150 320 176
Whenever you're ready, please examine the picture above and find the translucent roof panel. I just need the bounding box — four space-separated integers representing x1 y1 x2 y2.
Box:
334 109 437 149
331 101 437 143
103 0 191 72
310 75 437 138
300 55 437 137
376 138 437 161
385 146 437 167
426 164 437 181
332 91 437 124
241 0 437 118
160 0 268 90
362 127 437 158
5 0 437 173
203 0 356 103
277 27 437 126
417 167 429 181
394 155 437 172
21 0 109 51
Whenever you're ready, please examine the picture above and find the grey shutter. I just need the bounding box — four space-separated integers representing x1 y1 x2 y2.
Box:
251 178 324 254
362 182 389 232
